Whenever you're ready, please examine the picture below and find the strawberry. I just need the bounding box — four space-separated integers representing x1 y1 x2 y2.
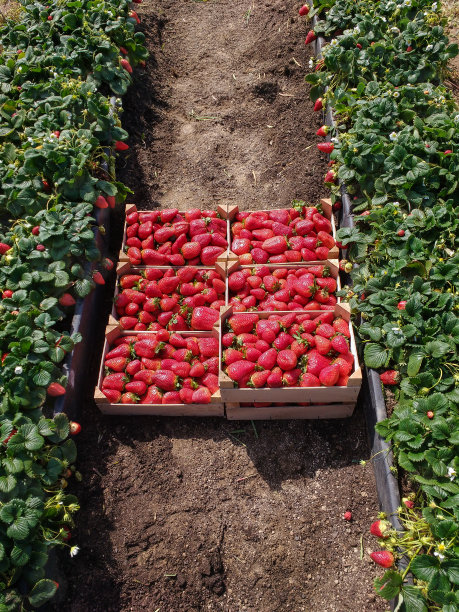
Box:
47 382 66 396
267 368 283 387
304 30 316 45
333 318 350 338
198 337 219 358
69 421 81 435
179 387 194 403
106 343 132 359
299 4 309 15
397 301 407 310
181 242 202 259
228 313 258 334
249 370 270 388
201 246 225 265
380 370 399 385
324 170 336 183
331 335 349 354
316 125 328 137
192 387 212 404
120 316 138 330
316 323 334 339
315 335 331 356
370 520 390 539
319 364 340 386
370 551 394 568
257 348 278 370
121 392 139 404
277 350 297 370
92 270 105 285
313 98 323 112
343 511 352 521
191 306 219 330
121 59 133 73
115 141 129 151
141 386 163 404
125 380 147 395
226 360 255 382
102 373 127 391
105 357 128 372
332 356 353 377
262 236 288 255
152 370 179 391
305 350 331 377
300 372 320 387
2 290 13 299
95 195 109 209
32 226 40 235
126 359 142 376
427 410 434 419
317 142 334 154
201 372 219 393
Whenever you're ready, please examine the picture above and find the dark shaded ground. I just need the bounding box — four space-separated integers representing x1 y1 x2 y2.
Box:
53 1 388 610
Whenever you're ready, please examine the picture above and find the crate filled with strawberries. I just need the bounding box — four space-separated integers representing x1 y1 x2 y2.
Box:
95 327 223 416
227 261 340 312
226 198 338 266
219 304 361 419
120 204 230 267
111 263 227 331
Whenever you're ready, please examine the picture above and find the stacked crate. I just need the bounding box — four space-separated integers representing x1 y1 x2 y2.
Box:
95 200 362 419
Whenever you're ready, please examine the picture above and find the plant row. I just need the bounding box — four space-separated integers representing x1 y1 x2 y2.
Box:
0 0 147 608
302 0 458 608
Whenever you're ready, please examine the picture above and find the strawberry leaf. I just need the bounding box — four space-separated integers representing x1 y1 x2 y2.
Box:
373 570 402 600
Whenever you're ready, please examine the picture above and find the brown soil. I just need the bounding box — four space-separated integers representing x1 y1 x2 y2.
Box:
53 1 387 610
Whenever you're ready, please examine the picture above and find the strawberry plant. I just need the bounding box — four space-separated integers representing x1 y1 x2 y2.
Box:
308 0 459 607
0 0 147 606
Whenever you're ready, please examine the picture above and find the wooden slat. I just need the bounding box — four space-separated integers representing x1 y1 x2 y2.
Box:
225 403 356 420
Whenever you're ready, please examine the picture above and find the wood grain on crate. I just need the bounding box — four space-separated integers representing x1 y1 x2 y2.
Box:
225 403 356 420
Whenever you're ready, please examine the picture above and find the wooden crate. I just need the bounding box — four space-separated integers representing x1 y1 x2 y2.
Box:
225 260 341 308
218 304 361 416
225 199 339 265
119 204 230 271
95 326 224 416
112 263 228 322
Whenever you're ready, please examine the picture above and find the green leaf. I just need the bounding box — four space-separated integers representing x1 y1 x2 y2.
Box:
28 579 58 607
443 560 459 585
407 352 423 377
364 343 389 368
21 424 44 451
425 341 451 359
400 585 428 612
11 542 31 567
374 570 402 600
32 369 52 387
411 555 440 582
7 517 30 540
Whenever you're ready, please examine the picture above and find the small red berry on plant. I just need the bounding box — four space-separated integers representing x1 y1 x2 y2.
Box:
427 411 434 419
69 421 82 435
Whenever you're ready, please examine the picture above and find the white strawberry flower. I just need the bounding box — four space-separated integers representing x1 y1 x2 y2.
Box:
389 131 398 141
432 2 437 9
308 59 313 68
70 546 80 557
14 366 23 375
447 466 457 481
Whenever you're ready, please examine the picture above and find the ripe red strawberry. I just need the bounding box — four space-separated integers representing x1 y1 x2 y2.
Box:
32 226 40 236
121 392 139 404
125 380 147 395
59 293 76 307
151 370 179 391
397 301 407 310
262 236 288 255
198 337 219 358
333 318 350 338
102 372 127 391
106 343 132 359
299 4 309 15
277 350 297 370
121 58 133 73
332 356 353 377
313 98 323 112
103 388 122 402
92 270 105 285
2 290 13 299
316 323 335 339
249 370 270 388
344 511 352 521
125 359 142 376
115 141 129 151
317 142 334 154
316 125 328 137
305 30 316 45
47 382 66 396
331 335 349 354
180 242 201 259
120 316 138 330
380 370 399 385
228 313 258 334
228 271 246 292
427 411 434 419
370 551 394 568
267 368 283 387
319 363 340 386
224 348 245 365
324 170 336 183
315 335 331 356
370 520 390 539
190 306 219 330
201 246 225 266
305 350 331 377
300 372 320 387
69 421 81 435
226 360 256 382
192 387 212 403
105 357 128 372
257 348 278 370
95 195 109 209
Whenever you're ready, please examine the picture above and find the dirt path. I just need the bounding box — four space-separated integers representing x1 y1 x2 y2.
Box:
54 1 387 610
